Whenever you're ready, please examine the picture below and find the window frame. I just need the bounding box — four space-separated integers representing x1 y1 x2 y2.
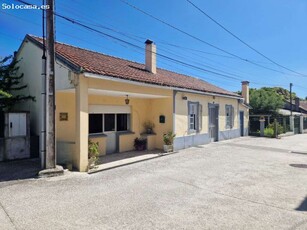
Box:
88 114 103 135
88 113 131 135
188 101 201 133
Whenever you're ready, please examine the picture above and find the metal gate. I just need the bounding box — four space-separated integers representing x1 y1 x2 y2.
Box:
209 104 219 142
294 116 300 134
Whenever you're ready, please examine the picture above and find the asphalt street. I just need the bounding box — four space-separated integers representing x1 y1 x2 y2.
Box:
0 135 307 230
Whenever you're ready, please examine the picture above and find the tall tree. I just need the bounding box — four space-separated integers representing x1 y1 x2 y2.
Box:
0 55 34 111
249 87 284 115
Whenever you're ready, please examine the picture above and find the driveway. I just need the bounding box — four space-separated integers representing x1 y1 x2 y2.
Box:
1 135 307 229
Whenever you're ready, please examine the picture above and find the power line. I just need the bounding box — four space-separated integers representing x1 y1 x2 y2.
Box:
11 0 307 92
53 13 299 87
186 0 307 78
11 1 245 82
120 0 307 78
51 13 245 81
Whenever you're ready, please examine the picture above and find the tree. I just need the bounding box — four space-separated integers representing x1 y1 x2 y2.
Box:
0 55 34 111
249 87 284 115
274 87 296 101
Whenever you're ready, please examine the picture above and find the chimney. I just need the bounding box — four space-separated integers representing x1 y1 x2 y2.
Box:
241 81 250 104
145 39 156 74
295 97 300 111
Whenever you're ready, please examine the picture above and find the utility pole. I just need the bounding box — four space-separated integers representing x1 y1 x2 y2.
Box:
41 1 46 169
45 0 56 169
290 83 293 116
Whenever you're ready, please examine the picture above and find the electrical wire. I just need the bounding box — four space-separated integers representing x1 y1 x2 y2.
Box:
120 0 307 78
185 0 307 78
10 0 307 92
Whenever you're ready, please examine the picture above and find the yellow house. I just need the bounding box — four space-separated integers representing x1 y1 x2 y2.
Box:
15 35 250 172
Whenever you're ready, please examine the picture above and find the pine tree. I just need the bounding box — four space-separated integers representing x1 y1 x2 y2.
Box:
249 88 284 115
0 55 34 111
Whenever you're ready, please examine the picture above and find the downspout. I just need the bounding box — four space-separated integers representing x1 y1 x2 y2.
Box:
173 90 177 135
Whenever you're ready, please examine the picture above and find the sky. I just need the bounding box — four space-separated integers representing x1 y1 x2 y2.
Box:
0 0 307 98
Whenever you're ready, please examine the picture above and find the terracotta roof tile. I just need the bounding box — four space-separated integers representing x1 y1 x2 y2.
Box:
29 35 240 97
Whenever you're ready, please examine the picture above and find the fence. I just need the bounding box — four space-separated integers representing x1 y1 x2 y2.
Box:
249 115 271 136
249 115 291 136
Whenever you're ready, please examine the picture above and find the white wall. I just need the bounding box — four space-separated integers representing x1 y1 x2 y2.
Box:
15 39 73 136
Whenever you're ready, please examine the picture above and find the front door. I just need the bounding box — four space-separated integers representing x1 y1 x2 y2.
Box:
208 104 219 142
240 111 244 136
104 114 117 154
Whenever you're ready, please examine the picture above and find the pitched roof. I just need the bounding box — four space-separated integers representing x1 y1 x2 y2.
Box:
26 35 240 97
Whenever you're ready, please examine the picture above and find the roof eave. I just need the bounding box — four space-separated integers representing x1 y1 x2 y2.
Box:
83 72 242 100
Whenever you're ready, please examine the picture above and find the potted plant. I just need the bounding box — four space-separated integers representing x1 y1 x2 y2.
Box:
143 120 155 134
134 137 147 151
163 131 176 153
88 140 99 169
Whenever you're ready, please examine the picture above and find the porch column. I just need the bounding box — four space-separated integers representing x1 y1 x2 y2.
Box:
75 74 88 172
289 116 294 132
299 115 303 134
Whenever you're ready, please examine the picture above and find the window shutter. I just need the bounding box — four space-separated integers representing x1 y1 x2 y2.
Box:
231 106 235 129
225 105 229 129
198 104 202 131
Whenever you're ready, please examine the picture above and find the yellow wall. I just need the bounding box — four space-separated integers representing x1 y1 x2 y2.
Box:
175 91 242 137
55 77 247 163
88 78 172 97
56 92 76 142
55 78 173 157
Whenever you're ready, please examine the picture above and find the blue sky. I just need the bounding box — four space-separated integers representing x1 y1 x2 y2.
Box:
1 0 307 98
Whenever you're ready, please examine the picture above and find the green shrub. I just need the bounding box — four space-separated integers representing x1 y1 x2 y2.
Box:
88 140 99 159
264 127 274 138
163 131 176 145
267 120 284 135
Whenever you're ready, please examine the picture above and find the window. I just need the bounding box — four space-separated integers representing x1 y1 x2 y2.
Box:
89 114 103 134
89 113 130 134
225 105 234 129
104 114 115 132
117 114 130 131
188 102 202 132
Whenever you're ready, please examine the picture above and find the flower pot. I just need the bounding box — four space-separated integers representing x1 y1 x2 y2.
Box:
146 128 152 134
163 144 173 153
136 145 146 151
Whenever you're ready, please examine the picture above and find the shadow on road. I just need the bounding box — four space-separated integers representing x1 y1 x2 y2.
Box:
0 158 40 183
296 196 307 211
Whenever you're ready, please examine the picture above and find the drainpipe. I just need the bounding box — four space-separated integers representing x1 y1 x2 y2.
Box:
173 90 177 134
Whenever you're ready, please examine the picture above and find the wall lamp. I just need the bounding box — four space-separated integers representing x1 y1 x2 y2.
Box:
125 95 130 105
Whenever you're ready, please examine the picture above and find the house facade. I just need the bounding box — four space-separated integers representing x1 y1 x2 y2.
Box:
15 35 249 171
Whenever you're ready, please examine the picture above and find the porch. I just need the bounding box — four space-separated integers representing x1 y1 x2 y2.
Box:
88 149 169 173
55 75 173 171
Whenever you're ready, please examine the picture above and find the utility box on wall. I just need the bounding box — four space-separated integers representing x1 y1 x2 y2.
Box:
0 112 30 161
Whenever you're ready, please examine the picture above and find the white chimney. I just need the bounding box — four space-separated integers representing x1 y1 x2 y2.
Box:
145 39 156 74
241 81 250 104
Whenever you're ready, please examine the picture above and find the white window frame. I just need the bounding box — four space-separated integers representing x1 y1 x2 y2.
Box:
188 101 202 133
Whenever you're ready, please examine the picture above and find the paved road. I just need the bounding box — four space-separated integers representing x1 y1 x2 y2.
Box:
1 135 307 229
